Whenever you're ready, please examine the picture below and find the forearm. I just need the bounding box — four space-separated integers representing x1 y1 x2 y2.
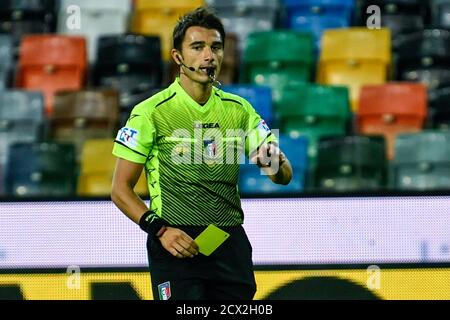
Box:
264 159 293 185
111 185 149 224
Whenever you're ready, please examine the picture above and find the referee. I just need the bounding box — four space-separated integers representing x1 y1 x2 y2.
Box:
111 7 293 300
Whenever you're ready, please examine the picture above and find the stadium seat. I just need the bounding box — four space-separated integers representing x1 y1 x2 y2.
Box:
241 30 314 101
92 34 162 97
396 29 450 89
431 0 450 28
5 142 76 197
222 85 273 127
0 90 45 196
283 0 354 52
0 0 57 43
132 0 204 61
429 86 450 130
357 83 427 159
57 0 131 62
314 135 387 191
78 139 148 197
0 35 13 89
275 83 351 162
239 135 308 196
317 27 391 111
357 0 426 42
50 89 120 162
16 35 88 116
208 0 280 56
392 131 450 190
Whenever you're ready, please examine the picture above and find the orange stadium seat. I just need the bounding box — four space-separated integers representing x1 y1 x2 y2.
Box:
131 0 204 61
78 139 148 197
357 83 427 159
317 27 391 111
50 89 120 162
16 35 87 115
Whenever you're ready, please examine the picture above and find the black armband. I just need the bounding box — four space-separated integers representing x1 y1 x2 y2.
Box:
139 210 167 238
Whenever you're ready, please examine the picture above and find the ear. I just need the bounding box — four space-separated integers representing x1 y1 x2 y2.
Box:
171 49 182 66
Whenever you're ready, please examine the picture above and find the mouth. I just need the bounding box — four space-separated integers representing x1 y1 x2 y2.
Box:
199 66 216 77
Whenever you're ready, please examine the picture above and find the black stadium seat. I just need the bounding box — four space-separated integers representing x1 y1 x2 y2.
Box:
0 0 57 43
92 34 163 95
396 29 450 89
5 142 76 197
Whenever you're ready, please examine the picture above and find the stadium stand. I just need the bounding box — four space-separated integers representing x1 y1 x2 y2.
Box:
207 0 280 57
0 0 57 44
317 27 391 111
16 34 88 116
0 90 45 196
391 131 450 190
314 135 388 191
57 0 132 63
431 0 450 28
222 85 274 127
78 139 148 197
357 82 427 160
395 28 450 90
132 0 204 61
428 85 450 130
92 34 163 105
283 0 354 53
275 83 351 164
241 30 314 102
239 134 308 195
5 142 76 197
50 89 120 162
0 35 13 89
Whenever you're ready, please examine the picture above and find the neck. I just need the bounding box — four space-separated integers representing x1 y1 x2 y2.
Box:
179 74 212 105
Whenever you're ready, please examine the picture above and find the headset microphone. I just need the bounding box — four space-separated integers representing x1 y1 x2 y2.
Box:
177 55 196 72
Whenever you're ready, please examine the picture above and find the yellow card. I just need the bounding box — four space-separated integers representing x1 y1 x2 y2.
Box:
194 225 230 256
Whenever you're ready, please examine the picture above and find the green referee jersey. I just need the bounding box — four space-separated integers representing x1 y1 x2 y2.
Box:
113 78 277 226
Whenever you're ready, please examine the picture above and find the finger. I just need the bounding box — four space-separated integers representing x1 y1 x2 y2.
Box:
173 242 193 258
178 238 198 255
180 234 199 251
169 247 184 259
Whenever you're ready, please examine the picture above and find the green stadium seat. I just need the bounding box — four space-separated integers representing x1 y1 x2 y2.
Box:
241 30 314 102
275 83 351 163
314 135 388 191
392 131 450 190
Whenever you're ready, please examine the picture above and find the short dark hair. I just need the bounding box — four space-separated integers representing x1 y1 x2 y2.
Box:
173 7 226 51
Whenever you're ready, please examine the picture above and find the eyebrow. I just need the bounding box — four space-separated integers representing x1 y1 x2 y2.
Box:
189 41 223 47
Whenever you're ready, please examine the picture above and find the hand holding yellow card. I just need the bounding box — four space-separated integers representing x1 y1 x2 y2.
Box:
194 225 230 256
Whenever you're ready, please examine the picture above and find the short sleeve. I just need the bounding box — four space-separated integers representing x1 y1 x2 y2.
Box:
112 108 155 164
244 100 278 157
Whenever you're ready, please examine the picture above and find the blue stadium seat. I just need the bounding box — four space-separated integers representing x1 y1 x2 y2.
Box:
283 0 354 52
239 135 308 196
222 85 273 127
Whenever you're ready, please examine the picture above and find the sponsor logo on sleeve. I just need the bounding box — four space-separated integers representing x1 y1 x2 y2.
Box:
256 119 271 137
116 127 139 149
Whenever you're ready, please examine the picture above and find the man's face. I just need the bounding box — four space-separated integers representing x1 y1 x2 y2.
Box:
178 26 224 85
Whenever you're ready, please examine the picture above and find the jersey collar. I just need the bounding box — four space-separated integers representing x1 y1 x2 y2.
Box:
173 77 217 113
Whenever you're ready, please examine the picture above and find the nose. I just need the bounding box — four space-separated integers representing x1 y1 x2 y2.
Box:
202 46 214 62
